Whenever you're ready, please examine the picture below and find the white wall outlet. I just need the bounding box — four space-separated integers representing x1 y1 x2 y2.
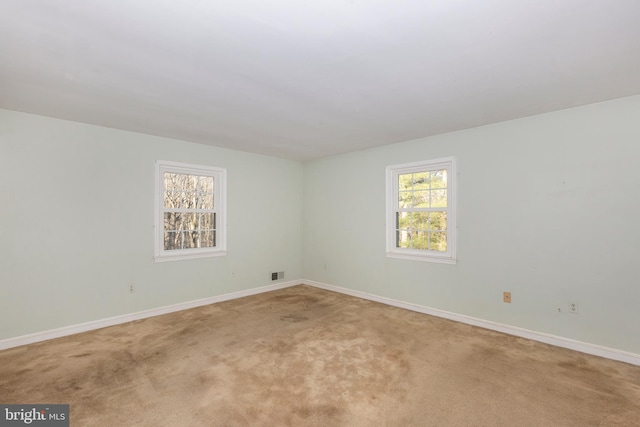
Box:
569 301 579 314
129 283 135 294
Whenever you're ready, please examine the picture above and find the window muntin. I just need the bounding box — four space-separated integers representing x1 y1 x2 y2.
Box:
386 158 456 263
155 161 226 261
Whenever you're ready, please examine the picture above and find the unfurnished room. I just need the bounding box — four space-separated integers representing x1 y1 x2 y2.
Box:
1 1 640 426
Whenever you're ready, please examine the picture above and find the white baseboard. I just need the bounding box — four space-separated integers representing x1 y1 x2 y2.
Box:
0 280 300 351
4 278 639 367
302 279 640 366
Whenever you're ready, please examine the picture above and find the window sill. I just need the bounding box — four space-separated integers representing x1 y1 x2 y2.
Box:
154 250 228 263
385 251 457 264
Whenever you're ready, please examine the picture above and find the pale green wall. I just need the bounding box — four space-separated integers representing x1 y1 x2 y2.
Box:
304 95 640 354
0 109 303 340
3 95 640 355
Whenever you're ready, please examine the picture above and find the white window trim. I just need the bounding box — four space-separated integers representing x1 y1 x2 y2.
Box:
385 157 457 264
154 160 227 262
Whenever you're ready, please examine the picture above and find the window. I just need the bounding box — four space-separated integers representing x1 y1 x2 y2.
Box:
386 157 456 263
155 161 227 262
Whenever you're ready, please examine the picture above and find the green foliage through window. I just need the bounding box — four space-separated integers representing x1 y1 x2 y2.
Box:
395 169 448 252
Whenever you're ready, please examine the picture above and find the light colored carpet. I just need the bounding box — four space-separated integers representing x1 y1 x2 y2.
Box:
1 285 639 426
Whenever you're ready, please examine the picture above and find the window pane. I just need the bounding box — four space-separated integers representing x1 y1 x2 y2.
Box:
396 229 410 248
413 212 429 230
200 213 215 229
399 173 413 191
398 191 412 208
413 191 429 208
167 172 190 192
198 193 214 209
431 170 447 189
387 159 454 260
164 173 181 192
164 230 181 250
164 191 181 209
181 191 197 209
181 213 198 231
157 162 226 259
413 172 429 190
166 173 202 193
164 212 181 231
431 189 447 208
396 212 411 229
201 229 215 248
182 231 198 249
412 230 429 249
198 176 214 193
185 174 199 191
179 192 189 209
430 232 447 252
429 212 447 230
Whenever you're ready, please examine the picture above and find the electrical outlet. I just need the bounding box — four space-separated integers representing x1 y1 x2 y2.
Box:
503 292 512 303
129 284 135 294
569 301 579 314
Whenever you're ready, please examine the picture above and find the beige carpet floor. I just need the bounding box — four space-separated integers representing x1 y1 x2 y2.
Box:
1 285 639 426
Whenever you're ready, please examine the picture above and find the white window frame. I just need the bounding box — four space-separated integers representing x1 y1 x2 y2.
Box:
154 160 227 262
385 157 457 264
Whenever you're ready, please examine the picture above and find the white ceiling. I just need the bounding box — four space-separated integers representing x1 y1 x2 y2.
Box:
2 1 640 161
